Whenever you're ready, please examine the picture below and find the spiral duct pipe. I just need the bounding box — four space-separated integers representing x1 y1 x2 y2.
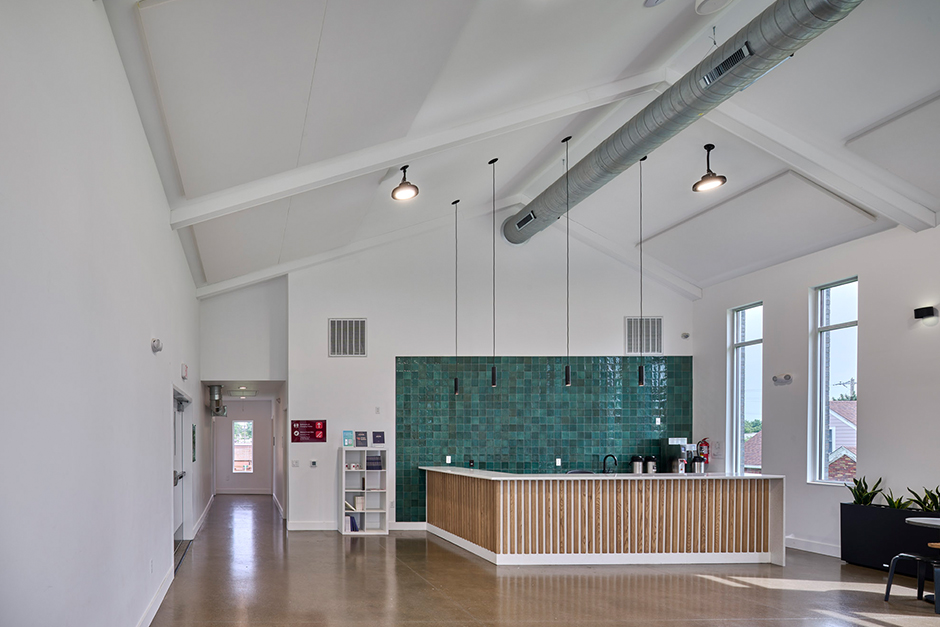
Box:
502 0 865 244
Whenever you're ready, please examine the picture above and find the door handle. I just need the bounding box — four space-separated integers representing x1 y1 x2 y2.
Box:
173 470 186 486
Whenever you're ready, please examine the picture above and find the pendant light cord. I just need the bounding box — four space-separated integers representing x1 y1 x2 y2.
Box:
564 138 570 362
453 199 459 358
490 158 497 359
639 157 645 356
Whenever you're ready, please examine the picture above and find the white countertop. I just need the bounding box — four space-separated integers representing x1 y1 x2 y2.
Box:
419 466 784 481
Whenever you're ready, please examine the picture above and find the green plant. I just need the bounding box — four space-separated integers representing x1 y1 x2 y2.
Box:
907 486 940 512
846 476 882 505
882 490 911 509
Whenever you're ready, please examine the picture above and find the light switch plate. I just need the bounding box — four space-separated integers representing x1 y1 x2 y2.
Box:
291 460 299 468
445 455 451 464
556 458 562 467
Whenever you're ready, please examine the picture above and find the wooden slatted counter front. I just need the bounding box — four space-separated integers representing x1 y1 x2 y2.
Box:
420 467 784 566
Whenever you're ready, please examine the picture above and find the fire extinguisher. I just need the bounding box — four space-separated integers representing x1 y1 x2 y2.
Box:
697 438 710 464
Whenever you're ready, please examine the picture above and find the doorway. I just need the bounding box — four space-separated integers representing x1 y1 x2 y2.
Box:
173 389 191 570
214 400 274 495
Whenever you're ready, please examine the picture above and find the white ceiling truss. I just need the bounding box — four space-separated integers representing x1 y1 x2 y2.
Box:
102 0 940 300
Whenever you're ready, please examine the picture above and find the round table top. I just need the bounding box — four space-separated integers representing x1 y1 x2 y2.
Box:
905 517 940 529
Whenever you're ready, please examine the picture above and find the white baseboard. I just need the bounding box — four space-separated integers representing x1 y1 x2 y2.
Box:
389 522 427 531
215 489 273 495
426 524 772 566
286 520 337 531
136 565 173 627
273 493 286 519
786 535 840 558
193 495 214 536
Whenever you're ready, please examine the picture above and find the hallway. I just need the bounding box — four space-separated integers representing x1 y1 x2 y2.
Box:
153 496 934 626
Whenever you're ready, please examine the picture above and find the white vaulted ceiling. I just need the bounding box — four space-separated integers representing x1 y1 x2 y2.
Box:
102 0 940 297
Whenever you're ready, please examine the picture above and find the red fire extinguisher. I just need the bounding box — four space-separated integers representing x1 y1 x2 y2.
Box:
697 438 710 464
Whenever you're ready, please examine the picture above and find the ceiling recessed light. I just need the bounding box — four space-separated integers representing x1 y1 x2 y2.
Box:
692 143 727 192
391 165 419 201
238 386 246 390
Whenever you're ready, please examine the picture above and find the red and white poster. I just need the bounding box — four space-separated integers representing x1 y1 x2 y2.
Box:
291 420 326 443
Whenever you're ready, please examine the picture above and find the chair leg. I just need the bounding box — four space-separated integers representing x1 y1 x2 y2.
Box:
934 565 939 615
885 555 901 602
917 560 926 600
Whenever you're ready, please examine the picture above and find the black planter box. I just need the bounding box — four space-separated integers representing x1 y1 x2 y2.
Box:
841 503 940 580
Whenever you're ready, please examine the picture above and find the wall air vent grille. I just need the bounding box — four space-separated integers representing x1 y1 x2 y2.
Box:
329 319 367 357
700 42 752 89
625 316 663 355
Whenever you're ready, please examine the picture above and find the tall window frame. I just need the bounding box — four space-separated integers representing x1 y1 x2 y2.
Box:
233 420 254 474
730 302 763 475
813 277 858 483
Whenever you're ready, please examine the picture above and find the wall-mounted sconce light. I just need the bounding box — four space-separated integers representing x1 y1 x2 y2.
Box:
914 306 938 320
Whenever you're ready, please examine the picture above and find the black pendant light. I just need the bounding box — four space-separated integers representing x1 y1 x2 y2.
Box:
453 199 460 396
562 136 572 387
692 144 726 192
489 157 498 388
638 156 647 387
391 164 419 200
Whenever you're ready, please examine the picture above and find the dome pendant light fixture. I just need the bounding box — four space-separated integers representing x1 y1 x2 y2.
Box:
452 199 460 396
692 144 726 192
391 165 419 200
489 158 499 388
638 156 647 388
562 136 573 388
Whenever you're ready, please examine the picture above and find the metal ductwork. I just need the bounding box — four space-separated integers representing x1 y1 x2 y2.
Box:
208 384 227 417
502 0 865 244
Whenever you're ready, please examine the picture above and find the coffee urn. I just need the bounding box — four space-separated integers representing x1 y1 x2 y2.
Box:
630 455 644 473
691 455 706 474
644 455 657 474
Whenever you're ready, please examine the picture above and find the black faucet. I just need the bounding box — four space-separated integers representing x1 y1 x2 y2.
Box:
603 454 618 474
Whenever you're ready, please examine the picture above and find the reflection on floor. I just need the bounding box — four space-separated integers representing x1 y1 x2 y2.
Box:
153 495 936 626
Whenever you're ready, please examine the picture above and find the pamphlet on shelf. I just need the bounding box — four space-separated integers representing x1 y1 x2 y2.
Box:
344 500 355 511
349 516 359 532
343 430 354 447
371 431 385 447
355 431 368 447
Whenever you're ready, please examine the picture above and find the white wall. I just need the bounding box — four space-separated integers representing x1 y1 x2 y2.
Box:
214 400 274 494
200 276 288 381
287 208 695 529
0 3 203 626
693 225 940 556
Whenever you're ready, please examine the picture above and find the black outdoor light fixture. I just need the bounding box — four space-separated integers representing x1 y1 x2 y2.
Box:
391 165 419 200
914 306 938 320
692 143 727 192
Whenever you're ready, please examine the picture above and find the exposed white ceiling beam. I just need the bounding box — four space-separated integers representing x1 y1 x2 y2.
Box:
195 196 529 299
657 70 938 231
171 71 667 231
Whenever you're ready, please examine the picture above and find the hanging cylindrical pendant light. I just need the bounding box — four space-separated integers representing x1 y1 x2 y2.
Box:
453 199 460 396
638 156 647 387
489 158 498 388
562 136 573 387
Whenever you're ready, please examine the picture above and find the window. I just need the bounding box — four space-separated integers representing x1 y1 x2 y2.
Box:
731 303 763 475
815 278 858 482
233 420 253 473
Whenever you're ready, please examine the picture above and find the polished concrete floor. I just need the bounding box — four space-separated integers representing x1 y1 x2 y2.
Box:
152 495 936 627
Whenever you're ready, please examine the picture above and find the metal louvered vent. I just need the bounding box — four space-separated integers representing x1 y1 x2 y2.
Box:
329 319 367 357
625 317 663 355
701 42 752 89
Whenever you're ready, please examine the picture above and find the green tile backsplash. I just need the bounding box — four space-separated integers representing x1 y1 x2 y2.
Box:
395 355 692 522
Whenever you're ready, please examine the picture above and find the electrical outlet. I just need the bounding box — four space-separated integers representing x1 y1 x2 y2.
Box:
655 417 661 425
310 460 317 468
555 458 562 467
445 455 451 464
150 559 153 574
291 460 299 468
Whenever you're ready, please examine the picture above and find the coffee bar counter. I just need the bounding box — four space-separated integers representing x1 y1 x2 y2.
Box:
420 466 784 566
